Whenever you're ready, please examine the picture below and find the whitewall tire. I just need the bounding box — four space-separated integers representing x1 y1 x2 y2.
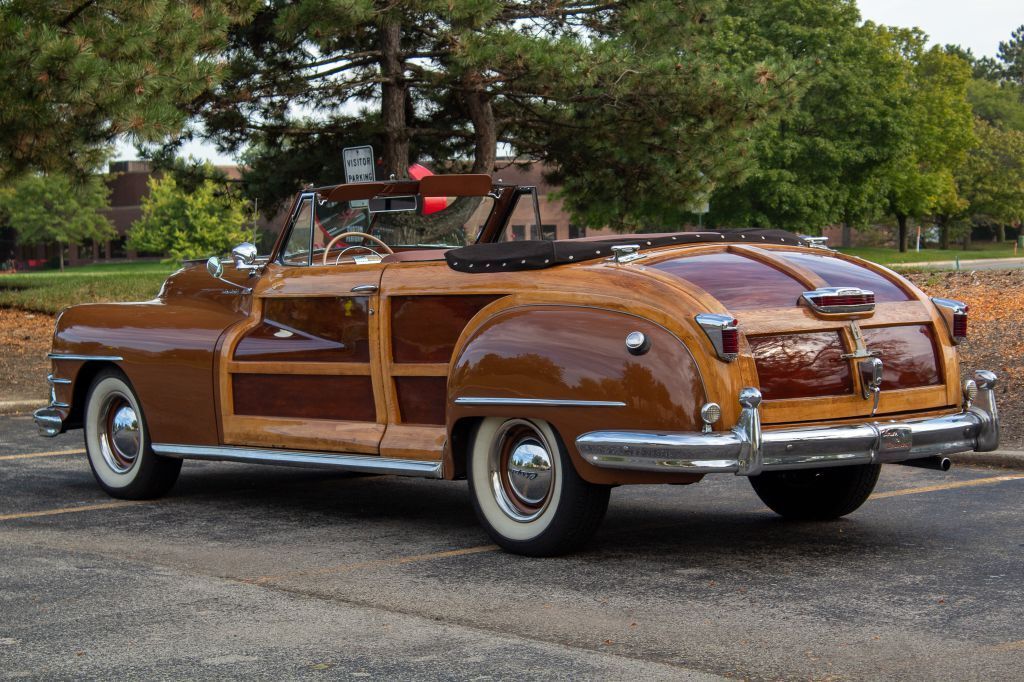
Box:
84 369 181 499
467 417 610 556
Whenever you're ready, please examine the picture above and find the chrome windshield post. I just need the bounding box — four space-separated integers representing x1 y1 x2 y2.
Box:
733 387 763 476
971 370 999 452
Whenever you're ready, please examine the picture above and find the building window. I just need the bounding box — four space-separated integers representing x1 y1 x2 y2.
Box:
511 225 525 241
569 224 585 239
541 224 556 241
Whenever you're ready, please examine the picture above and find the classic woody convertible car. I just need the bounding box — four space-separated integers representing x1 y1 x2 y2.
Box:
36 174 999 556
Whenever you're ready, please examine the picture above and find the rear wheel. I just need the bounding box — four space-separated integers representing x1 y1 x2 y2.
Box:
749 463 881 520
84 369 181 499
467 418 610 557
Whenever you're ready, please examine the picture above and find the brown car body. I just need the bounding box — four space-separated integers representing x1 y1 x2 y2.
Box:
37 175 999 554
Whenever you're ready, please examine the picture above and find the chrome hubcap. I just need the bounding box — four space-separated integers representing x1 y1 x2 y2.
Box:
489 420 556 523
99 396 141 474
507 439 552 505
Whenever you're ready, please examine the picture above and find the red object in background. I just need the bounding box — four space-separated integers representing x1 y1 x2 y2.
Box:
407 163 449 215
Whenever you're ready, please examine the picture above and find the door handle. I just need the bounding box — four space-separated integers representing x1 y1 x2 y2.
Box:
351 284 379 293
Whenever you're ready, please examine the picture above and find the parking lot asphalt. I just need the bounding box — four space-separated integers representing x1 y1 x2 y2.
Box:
1 415 1023 681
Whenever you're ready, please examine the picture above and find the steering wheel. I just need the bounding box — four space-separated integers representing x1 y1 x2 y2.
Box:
322 231 394 265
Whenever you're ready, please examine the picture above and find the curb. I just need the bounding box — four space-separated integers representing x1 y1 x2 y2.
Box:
0 400 44 416
949 451 1024 470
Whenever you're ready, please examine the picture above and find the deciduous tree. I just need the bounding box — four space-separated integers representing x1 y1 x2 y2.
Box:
957 118 1024 243
885 46 974 251
128 168 254 261
704 3 912 237
0 174 114 270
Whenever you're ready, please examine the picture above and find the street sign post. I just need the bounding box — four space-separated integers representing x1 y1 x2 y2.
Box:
342 145 375 184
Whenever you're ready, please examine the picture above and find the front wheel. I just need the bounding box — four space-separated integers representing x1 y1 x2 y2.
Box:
84 368 182 500
467 418 610 557
749 463 881 520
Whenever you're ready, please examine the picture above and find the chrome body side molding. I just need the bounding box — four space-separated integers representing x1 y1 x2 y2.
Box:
454 397 627 408
577 370 1000 476
47 353 124 362
151 444 444 479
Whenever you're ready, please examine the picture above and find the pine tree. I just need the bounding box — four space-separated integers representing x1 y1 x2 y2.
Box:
0 1 257 180
194 0 794 225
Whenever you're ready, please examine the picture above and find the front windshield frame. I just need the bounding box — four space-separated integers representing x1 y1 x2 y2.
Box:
273 183 499 267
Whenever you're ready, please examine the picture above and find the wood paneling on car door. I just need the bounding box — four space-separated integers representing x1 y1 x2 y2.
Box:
390 295 501 363
233 374 376 421
233 297 371 362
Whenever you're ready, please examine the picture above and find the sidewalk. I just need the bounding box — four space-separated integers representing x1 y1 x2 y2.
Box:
896 256 1024 271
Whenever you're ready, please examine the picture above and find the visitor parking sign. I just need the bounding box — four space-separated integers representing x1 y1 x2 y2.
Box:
342 145 375 184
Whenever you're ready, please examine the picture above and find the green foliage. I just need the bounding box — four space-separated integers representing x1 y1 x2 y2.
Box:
127 169 254 261
508 1 795 229
0 174 115 256
957 118 1024 227
0 0 257 181
966 79 1024 132
883 45 975 247
196 0 793 225
998 25 1024 86
705 4 913 230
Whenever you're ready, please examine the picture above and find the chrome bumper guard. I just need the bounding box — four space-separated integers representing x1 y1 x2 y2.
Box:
34 407 65 437
577 370 999 476
34 373 71 437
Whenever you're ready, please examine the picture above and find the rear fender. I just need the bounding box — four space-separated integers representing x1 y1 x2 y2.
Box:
447 301 707 485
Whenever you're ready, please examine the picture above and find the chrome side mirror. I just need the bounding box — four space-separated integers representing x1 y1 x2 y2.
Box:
206 256 224 279
231 242 258 269
205 255 251 294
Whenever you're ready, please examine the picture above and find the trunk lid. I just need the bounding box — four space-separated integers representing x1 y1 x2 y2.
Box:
646 244 957 424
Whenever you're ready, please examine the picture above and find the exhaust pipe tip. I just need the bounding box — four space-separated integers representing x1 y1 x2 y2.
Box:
897 456 952 472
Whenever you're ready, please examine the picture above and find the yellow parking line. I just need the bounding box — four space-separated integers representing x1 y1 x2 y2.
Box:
0 500 147 521
989 640 1024 652
871 473 1024 500
248 544 500 585
0 449 86 461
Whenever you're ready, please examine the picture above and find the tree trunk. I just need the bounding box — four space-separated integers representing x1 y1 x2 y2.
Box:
841 222 852 248
461 72 497 174
896 213 908 253
380 21 409 179
59 243 64 272
997 223 1006 243
938 216 950 250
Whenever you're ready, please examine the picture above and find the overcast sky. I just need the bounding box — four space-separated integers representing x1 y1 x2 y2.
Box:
117 1 1023 165
857 0 1020 57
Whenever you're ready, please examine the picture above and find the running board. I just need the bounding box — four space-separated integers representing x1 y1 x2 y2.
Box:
151 444 443 479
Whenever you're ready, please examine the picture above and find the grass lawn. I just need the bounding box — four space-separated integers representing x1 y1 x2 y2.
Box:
836 242 1019 265
0 261 179 314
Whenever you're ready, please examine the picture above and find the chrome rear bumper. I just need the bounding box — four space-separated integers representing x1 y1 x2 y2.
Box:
577 370 999 476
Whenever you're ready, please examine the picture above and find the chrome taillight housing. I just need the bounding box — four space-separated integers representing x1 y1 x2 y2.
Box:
800 287 875 314
696 313 739 362
932 297 968 344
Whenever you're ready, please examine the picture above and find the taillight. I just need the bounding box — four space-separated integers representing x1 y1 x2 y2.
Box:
801 287 875 314
696 313 740 362
721 326 739 356
931 298 968 344
953 308 968 339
